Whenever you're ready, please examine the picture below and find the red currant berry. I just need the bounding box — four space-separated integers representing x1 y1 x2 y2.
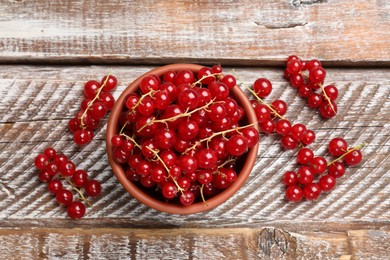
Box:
306 59 322 71
301 129 316 145
98 92 115 110
282 171 298 186
35 154 49 170
177 88 199 110
303 183 321 200
271 100 287 116
150 165 166 183
163 70 176 83
298 85 312 98
85 180 102 197
344 149 363 166
253 102 271 123
328 162 346 178
241 126 260 148
56 189 73 205
153 90 171 110
197 169 213 185
135 160 152 176
309 67 326 84
297 148 314 165
307 93 323 108
319 101 337 119
178 119 199 141
286 60 303 74
275 119 292 136
38 169 52 182
111 135 123 147
291 123 307 140
253 78 272 98
180 155 198 174
67 201 86 219
289 74 304 88
319 175 336 192
208 81 229 101
197 67 214 84
140 175 156 188
180 191 195 205
259 119 275 134
73 129 92 145
328 138 348 156
72 169 88 187
323 85 338 101
280 135 299 150
221 74 236 89
89 101 107 120
44 147 56 159
154 128 176 150
211 65 223 74
101 75 117 91
227 134 248 156
59 161 76 177
310 156 327 175
297 166 314 185
137 96 155 116
48 179 63 194
68 118 80 133
174 69 195 85
140 75 160 94
84 80 100 99
196 148 218 169
287 55 300 63
162 182 178 199
285 185 303 202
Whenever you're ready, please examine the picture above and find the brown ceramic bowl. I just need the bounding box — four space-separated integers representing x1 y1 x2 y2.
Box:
106 64 259 214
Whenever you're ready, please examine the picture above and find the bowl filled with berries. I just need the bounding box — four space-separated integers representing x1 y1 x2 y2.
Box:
106 64 259 214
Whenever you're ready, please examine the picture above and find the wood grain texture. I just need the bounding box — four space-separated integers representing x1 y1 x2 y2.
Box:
0 0 389 65
0 227 388 259
0 65 389 229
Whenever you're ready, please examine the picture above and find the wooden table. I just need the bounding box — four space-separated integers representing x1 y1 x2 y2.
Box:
1 1 389 259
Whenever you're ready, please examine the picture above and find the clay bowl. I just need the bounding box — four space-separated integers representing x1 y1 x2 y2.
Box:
106 64 259 214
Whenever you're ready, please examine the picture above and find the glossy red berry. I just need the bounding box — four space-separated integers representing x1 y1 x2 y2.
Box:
301 129 316 145
309 67 326 84
253 78 272 98
275 119 292 136
307 93 323 108
48 179 63 194
303 183 321 200
319 101 337 119
319 175 336 192
323 85 338 101
328 138 348 156
328 162 346 178
35 154 49 170
56 189 73 205
310 156 327 175
344 149 363 166
180 191 195 205
162 182 178 199
67 201 86 219
85 180 102 197
280 135 299 150
297 166 314 185
72 169 88 187
285 185 303 202
282 171 298 186
196 148 218 169
297 148 314 165
271 100 287 116
227 134 248 156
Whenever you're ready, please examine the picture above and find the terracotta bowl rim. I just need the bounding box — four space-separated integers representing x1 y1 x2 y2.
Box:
106 63 259 214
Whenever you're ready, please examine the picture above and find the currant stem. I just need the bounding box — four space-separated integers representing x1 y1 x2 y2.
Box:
137 99 215 133
80 74 111 128
130 90 155 111
120 133 142 149
63 176 92 207
233 71 285 120
327 142 366 166
218 158 235 169
319 84 337 115
200 184 209 206
145 147 184 194
191 73 222 87
184 123 256 154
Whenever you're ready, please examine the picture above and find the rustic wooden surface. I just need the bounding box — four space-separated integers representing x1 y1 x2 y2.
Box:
0 0 389 259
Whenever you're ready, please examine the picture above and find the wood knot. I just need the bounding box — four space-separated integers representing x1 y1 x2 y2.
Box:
257 227 297 258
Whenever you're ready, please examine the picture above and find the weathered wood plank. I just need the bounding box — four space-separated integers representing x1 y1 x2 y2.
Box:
0 65 388 227
0 0 389 65
0 227 388 259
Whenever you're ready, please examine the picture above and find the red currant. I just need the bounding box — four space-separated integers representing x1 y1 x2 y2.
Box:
67 201 86 219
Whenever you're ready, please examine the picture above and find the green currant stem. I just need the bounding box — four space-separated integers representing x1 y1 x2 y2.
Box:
200 184 209 206
232 71 285 120
63 176 92 207
146 147 184 195
191 73 222 87
300 72 337 115
318 83 337 115
137 99 215 133
130 90 156 111
184 123 256 154
120 133 142 149
218 158 235 169
327 142 366 166
80 73 111 129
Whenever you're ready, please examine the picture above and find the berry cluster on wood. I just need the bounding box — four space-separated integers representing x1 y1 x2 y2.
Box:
284 55 338 119
111 65 259 206
34 147 102 218
284 138 365 202
68 75 117 145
